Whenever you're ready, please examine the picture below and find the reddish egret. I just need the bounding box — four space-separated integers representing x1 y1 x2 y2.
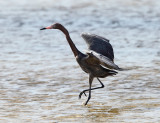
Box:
40 23 122 105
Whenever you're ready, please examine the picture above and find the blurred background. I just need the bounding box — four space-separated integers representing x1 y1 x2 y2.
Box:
0 0 160 122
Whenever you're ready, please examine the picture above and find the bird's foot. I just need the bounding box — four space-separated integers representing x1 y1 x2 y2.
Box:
79 91 87 99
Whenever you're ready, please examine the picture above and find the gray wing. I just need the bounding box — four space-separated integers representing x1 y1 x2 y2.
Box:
86 50 121 70
81 33 114 61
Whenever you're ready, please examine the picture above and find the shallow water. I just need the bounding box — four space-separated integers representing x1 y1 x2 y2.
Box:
0 0 160 122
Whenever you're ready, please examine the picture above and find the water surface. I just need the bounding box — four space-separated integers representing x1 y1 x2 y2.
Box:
0 0 160 122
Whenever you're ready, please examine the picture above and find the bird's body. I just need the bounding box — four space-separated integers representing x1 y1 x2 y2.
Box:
76 51 117 78
40 23 122 105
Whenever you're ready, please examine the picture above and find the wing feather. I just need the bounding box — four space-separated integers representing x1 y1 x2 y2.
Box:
81 33 114 61
86 50 121 70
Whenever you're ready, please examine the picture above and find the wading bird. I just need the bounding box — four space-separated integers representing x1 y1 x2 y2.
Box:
40 23 122 105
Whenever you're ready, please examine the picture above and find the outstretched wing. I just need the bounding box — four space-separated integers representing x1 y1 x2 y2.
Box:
86 50 121 70
81 33 114 61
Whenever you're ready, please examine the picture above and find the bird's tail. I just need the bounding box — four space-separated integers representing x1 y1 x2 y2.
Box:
108 69 118 76
117 67 124 71
117 67 129 71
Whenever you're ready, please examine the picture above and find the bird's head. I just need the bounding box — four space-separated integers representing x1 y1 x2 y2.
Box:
40 23 63 30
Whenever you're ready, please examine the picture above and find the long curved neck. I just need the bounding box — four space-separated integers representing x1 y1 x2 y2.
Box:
59 26 80 57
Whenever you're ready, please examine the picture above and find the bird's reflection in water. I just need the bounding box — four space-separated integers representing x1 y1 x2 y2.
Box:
55 104 120 122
